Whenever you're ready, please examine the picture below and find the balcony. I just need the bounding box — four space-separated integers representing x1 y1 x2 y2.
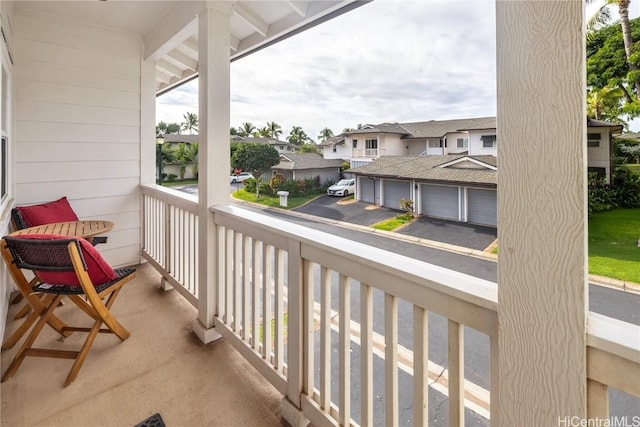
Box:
0 261 283 426
352 148 379 158
0 184 638 426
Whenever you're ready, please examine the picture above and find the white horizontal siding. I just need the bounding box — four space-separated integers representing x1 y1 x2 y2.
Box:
17 142 139 162
14 9 142 267
17 177 140 204
17 101 139 127
15 121 138 143
15 160 139 183
16 80 140 109
16 10 141 58
13 6 142 265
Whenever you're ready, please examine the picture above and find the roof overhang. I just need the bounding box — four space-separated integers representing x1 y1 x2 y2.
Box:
15 1 369 96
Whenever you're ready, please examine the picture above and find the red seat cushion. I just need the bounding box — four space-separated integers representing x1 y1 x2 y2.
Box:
16 197 79 228
19 234 117 287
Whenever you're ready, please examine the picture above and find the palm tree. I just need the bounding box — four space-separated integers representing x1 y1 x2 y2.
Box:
237 122 256 137
587 86 626 121
156 142 176 184
318 127 334 142
287 126 310 145
266 121 282 139
587 0 639 98
181 112 198 135
254 127 271 138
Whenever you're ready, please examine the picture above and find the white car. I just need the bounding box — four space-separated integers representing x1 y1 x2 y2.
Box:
327 178 355 196
229 172 254 183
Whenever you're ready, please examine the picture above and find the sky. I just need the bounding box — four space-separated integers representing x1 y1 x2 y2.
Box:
156 0 640 141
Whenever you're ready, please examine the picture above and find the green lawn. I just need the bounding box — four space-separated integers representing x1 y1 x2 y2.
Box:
158 179 198 186
372 215 414 231
232 189 320 209
588 208 640 283
627 164 640 176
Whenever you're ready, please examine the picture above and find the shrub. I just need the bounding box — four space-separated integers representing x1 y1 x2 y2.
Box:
269 174 286 191
611 166 640 208
399 198 415 220
167 173 178 182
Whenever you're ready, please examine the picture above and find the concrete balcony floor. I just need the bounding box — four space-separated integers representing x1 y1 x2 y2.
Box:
1 263 284 427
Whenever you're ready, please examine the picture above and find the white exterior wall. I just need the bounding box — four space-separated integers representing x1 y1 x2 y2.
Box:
586 128 611 182
323 142 350 160
444 132 471 155
380 133 405 156
13 9 142 267
405 138 427 155
468 130 497 156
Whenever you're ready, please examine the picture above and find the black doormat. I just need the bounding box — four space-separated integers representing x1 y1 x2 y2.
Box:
134 413 166 427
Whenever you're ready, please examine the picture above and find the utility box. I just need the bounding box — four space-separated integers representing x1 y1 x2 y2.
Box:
277 191 289 207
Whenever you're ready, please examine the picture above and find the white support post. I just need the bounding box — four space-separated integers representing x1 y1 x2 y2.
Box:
496 1 587 424
193 3 232 344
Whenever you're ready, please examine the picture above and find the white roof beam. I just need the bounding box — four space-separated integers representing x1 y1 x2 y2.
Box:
143 1 203 60
286 1 309 17
167 50 198 71
182 36 199 56
157 59 184 78
233 2 269 37
230 34 240 52
156 69 172 85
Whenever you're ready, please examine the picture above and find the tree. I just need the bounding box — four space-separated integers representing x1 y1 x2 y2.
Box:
181 112 198 134
587 16 640 118
620 143 640 163
318 127 334 142
237 122 256 137
587 85 626 123
287 126 311 145
266 121 283 139
231 143 280 196
156 142 176 184
587 0 639 98
254 127 271 138
156 121 181 135
298 143 320 154
166 122 181 134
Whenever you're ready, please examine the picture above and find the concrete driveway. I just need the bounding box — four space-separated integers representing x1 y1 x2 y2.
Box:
295 195 497 251
293 195 398 226
398 216 497 251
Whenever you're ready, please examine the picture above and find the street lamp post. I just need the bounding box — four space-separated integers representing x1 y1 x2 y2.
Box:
156 135 165 184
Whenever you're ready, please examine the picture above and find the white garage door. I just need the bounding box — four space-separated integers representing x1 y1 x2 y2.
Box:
467 188 497 227
359 177 375 204
421 184 459 220
383 180 411 210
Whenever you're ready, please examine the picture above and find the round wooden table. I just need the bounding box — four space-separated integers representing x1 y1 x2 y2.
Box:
10 220 114 238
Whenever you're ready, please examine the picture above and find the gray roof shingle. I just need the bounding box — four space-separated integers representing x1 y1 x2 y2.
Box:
273 153 344 170
351 155 497 185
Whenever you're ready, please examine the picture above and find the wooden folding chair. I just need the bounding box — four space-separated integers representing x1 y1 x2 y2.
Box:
0 236 135 387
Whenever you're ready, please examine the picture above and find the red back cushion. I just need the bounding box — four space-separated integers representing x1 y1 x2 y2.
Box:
16 197 79 228
18 234 117 287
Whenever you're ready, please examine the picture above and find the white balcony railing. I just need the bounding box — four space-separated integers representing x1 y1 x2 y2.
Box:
141 184 199 306
352 148 378 158
140 184 640 426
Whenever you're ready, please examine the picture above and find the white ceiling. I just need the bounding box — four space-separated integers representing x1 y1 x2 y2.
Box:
15 0 367 94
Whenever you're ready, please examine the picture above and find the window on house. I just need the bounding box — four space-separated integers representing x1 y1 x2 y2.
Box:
588 167 606 179
588 133 601 147
481 135 497 148
352 139 358 148
332 146 337 153
365 138 378 149
457 138 468 148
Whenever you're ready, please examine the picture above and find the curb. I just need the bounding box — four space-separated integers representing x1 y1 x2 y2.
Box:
230 198 637 294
